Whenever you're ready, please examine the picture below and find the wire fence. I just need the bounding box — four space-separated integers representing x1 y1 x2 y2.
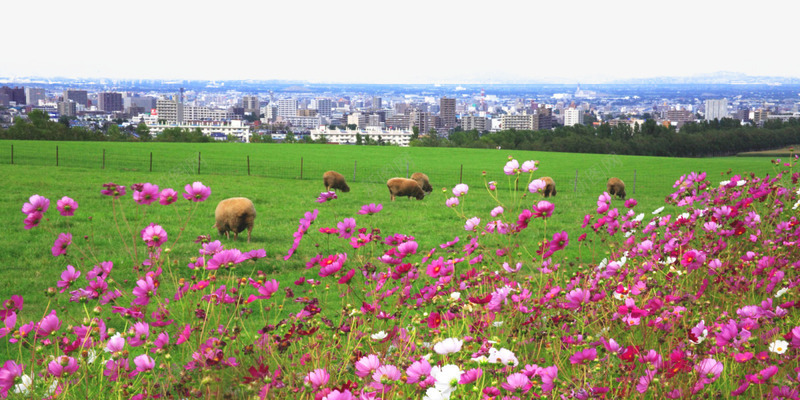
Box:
0 141 675 197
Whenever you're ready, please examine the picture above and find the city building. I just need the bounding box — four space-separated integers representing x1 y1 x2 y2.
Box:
386 114 410 129
57 101 77 117
184 106 234 121
440 97 456 129
285 116 323 129
460 115 491 132
64 89 88 107
24 88 46 106
310 126 413 146
501 113 552 131
705 99 728 121
316 99 332 117
372 96 382 110
145 120 250 142
156 97 184 124
278 99 297 118
0 86 26 105
564 105 583 127
242 95 259 116
667 109 694 123
98 92 123 112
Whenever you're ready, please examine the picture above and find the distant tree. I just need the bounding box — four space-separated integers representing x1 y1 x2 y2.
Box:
356 132 363 145
347 124 357 130
284 131 296 143
136 122 151 140
411 126 420 140
58 116 71 128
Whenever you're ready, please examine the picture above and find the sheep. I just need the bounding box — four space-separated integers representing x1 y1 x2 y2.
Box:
410 172 433 196
541 176 557 198
387 178 425 201
323 170 350 192
214 197 256 242
607 177 626 199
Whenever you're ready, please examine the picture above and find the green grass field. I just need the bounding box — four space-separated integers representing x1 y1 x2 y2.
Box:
0 141 780 318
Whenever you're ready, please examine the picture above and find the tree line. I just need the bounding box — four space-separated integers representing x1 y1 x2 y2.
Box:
412 118 800 157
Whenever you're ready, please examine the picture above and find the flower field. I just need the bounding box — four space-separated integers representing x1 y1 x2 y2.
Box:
1 148 799 399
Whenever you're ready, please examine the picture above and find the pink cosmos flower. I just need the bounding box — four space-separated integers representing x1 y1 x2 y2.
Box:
56 196 78 216
520 160 537 173
337 218 356 239
464 217 480 231
132 354 155 376
503 159 520 175
132 276 156 306
459 368 483 384
57 265 81 292
0 312 16 339
539 365 558 393
446 197 459 207
397 241 418 257
322 390 353 400
183 181 211 202
51 232 72 257
501 372 531 393
452 184 469 197
549 231 569 252
338 269 355 284
176 324 191 345
101 182 126 198
316 191 337 203
354 354 381 378
533 201 554 218
23 212 43 229
305 368 330 389
695 358 723 384
318 254 347 277
47 356 78 377
104 334 126 353
22 194 50 215
141 223 168 247
0 360 23 395
371 365 401 390
406 359 433 386
624 198 638 208
564 288 590 310
133 183 160 205
636 369 656 393
491 206 504 217
528 178 546 193
569 348 597 365
207 249 247 270
488 181 497 190
159 188 178 205
358 203 383 215
127 322 150 347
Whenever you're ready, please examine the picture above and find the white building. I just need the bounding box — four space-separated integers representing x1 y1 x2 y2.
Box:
564 107 583 127
278 99 297 118
705 99 729 121
144 120 251 142
285 116 323 129
310 126 413 146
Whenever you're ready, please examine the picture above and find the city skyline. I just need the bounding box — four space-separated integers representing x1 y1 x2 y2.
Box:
4 0 800 84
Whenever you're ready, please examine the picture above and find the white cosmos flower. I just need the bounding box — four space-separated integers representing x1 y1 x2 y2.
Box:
652 206 665 214
13 375 32 395
433 338 463 355
371 331 388 340
450 292 461 300
423 387 450 400
775 287 788 298
719 180 731 186
488 347 519 366
432 364 463 395
634 213 645 222
769 340 788 354
736 180 746 187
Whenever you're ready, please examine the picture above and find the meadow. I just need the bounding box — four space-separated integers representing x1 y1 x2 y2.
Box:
0 141 797 399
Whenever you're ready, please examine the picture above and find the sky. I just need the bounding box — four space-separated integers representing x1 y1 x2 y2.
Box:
4 0 799 84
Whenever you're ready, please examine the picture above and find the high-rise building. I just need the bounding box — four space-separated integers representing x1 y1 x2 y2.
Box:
156 97 184 124
278 99 297 118
667 109 694 123
410 110 435 134
98 92 123 112
242 95 260 116
64 89 88 107
564 106 583 127
316 99 332 117
460 115 491 132
0 86 26 105
440 97 456 129
372 96 382 110
24 88 46 105
57 101 77 117
705 99 728 121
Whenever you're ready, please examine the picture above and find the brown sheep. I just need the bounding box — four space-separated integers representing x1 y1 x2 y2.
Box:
387 178 425 201
214 197 256 242
607 177 626 199
410 172 433 195
541 176 557 198
323 171 350 192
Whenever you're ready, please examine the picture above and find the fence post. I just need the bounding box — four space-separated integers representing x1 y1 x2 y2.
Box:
198 152 201 174
406 162 409 178
56 146 59 166
460 164 463 184
353 160 357 181
300 157 304 180
102 149 105 169
150 152 153 172
633 170 637 194
247 156 250 176
574 170 578 192
10 145 13 164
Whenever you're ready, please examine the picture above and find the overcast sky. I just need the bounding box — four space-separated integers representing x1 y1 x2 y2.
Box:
4 0 798 84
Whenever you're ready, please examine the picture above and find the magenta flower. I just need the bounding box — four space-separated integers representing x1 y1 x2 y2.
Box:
491 206 504 217
464 217 480 231
176 324 191 345
548 231 569 252
305 368 330 389
355 354 381 378
337 218 356 239
459 368 483 384
338 269 355 284
56 196 78 216
406 359 433 386
47 356 78 377
133 183 160 205
318 254 347 277
101 182 126 198
533 201 554 218
695 358 723 384
323 390 353 400
624 198 638 208
132 354 155 376
132 276 156 306
141 223 168 247
564 288 590 310
397 241 418 257
207 249 247 270
316 191 338 203
501 372 531 393
636 369 656 394
159 188 178 205
503 159 520 175
539 365 558 393
569 348 598 365
452 184 469 197
0 360 23 396
357 203 383 215
183 181 210 202
57 265 81 292
371 364 401 390
488 181 497 190
104 334 125 353
446 197 459 207
23 212 43 230
127 322 150 347
51 232 72 257
21 194 50 215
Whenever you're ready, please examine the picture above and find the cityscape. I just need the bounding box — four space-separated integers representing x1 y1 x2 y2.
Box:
1 75 800 146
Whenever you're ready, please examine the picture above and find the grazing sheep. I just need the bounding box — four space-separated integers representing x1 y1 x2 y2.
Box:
410 172 433 195
387 178 425 201
607 177 626 199
323 170 350 192
214 197 256 242
541 176 557 198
